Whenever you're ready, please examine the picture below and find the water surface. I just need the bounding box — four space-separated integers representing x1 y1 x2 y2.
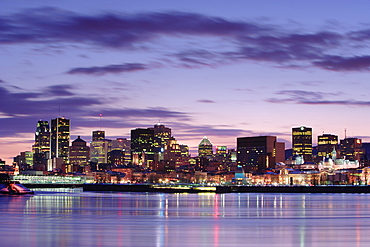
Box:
1 188 370 247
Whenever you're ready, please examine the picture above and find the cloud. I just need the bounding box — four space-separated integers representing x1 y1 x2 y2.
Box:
67 63 148 75
0 82 192 138
266 90 370 106
313 55 370 71
0 8 264 48
197 100 216 103
2 8 370 72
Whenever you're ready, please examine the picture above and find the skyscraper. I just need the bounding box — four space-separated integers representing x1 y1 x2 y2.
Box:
32 120 50 170
33 120 50 154
111 138 131 164
92 130 105 141
198 137 213 157
50 117 70 163
317 134 338 160
340 138 363 161
131 128 156 167
237 136 285 171
292 126 312 162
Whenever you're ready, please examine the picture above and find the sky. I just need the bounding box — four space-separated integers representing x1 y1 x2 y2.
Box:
1 1 370 164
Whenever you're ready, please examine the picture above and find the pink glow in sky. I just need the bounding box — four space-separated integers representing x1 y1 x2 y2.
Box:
1 1 370 164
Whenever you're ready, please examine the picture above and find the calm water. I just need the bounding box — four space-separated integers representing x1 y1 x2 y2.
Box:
1 189 370 247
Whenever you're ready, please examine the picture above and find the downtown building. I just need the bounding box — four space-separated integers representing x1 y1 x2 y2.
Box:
340 138 364 161
48 117 70 171
69 136 90 170
32 120 50 171
317 134 338 161
292 126 313 162
237 136 285 171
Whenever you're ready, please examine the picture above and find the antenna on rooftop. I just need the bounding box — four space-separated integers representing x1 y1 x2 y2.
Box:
99 114 102 130
344 127 347 139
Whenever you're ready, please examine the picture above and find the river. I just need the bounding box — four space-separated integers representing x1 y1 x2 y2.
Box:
1 188 370 247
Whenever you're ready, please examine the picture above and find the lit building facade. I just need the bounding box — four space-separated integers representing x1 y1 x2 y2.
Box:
292 126 312 162
50 117 70 163
340 138 363 161
237 136 285 171
111 138 131 164
33 120 50 154
32 120 50 170
198 137 213 157
131 128 156 167
108 149 125 165
317 134 338 160
92 130 105 141
69 136 90 165
90 139 112 164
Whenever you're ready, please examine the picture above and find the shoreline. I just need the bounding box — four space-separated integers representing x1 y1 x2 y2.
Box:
22 183 370 193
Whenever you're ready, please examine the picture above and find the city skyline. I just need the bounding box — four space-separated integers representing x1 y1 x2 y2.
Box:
2 1 370 164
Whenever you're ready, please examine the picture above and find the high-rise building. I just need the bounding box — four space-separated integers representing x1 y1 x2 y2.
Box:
198 137 213 157
32 120 50 170
237 136 285 171
33 120 50 154
108 150 125 166
149 124 171 144
69 136 90 165
111 138 131 164
340 138 363 161
131 128 157 167
50 117 70 163
90 139 112 164
92 130 105 141
292 126 312 161
317 134 338 160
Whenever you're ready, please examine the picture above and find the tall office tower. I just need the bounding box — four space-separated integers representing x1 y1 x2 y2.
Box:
92 130 105 141
131 128 156 167
33 120 50 154
317 134 338 160
32 120 50 170
50 117 70 163
149 124 171 143
164 138 182 162
198 137 213 157
111 138 131 164
340 138 363 161
149 124 172 161
292 126 313 162
69 136 90 165
90 139 112 164
237 136 285 171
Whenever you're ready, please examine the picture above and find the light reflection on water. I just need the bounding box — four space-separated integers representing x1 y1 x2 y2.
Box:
1 189 370 247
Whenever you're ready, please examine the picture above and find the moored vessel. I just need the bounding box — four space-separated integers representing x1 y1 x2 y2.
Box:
0 174 34 195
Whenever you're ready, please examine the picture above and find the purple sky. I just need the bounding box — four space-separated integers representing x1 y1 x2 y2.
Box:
1 1 370 164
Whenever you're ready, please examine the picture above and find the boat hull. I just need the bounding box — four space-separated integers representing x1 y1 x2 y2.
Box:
0 182 34 195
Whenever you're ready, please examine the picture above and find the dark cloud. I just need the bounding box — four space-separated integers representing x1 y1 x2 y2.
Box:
67 63 148 75
2 8 370 72
0 82 191 137
313 55 370 71
197 100 216 103
266 90 370 106
0 8 264 48
45 85 75 96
